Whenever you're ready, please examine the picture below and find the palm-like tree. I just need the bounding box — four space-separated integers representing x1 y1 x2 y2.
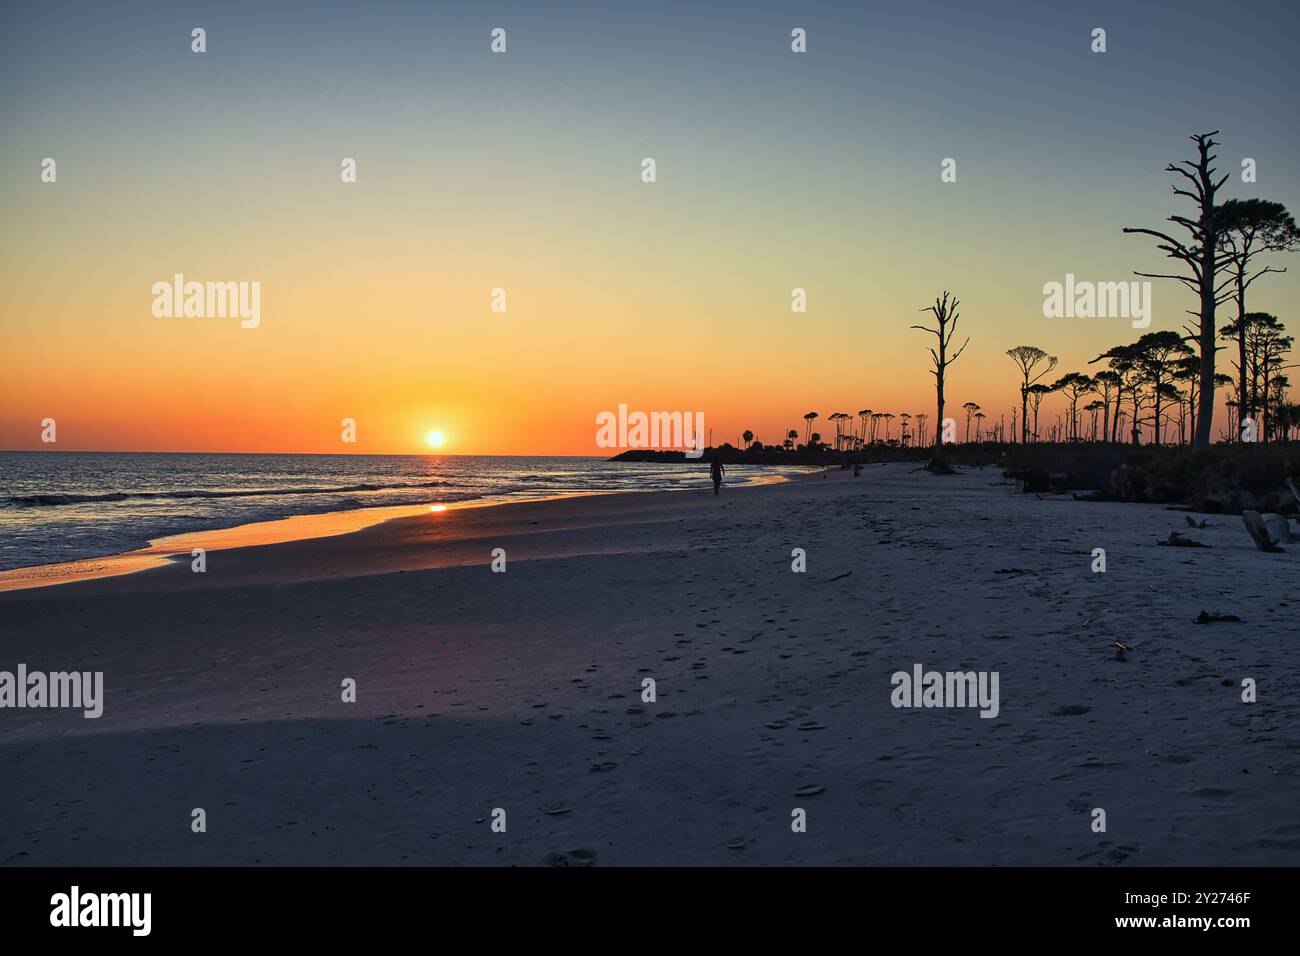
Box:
973 411 986 441
1132 331 1193 445
1026 383 1052 441
915 413 929 446
742 429 754 449
803 412 818 447
1092 370 1121 443
829 412 849 450
1083 400 1105 440
1216 199 1300 432
1090 344 1144 443
962 402 981 442
1051 373 1095 442
1006 346 1058 444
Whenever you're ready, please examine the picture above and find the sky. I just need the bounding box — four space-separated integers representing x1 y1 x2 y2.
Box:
2 0 1298 454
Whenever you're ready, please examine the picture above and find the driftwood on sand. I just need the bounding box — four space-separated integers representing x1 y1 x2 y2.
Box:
1194 611 1242 624
911 458 956 475
1241 510 1290 553
1158 531 1209 548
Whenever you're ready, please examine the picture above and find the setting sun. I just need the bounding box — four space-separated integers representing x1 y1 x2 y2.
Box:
425 430 445 449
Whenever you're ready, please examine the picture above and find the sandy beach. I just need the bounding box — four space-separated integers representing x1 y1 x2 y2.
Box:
1 464 1296 867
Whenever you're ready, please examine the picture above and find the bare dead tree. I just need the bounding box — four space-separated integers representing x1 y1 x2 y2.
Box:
1123 131 1231 448
911 291 969 451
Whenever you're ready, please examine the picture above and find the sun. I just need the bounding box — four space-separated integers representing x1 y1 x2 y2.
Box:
425 430 445 449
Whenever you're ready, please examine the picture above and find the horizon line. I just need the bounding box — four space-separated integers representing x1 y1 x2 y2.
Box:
0 448 614 459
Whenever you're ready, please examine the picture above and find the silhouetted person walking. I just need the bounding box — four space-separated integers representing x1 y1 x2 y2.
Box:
710 451 725 495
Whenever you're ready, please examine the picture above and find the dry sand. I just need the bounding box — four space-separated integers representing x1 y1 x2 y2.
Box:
1 464 1296 866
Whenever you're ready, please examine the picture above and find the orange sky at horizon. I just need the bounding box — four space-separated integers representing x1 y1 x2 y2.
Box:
0 196 1286 455
0 226 1286 456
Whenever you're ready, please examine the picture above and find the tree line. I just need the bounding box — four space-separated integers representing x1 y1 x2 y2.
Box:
734 133 1298 455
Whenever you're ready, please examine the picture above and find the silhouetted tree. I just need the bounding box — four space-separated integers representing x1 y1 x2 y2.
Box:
1090 343 1144 443
1092 370 1121 443
1026 383 1052 441
832 412 851 450
962 402 980 443
803 412 818 447
1083 400 1104 441
1051 372 1095 442
1216 199 1300 432
911 291 970 451
1249 315 1294 440
1124 131 1230 448
1006 346 1058 445
1221 312 1294 439
1132 330 1193 444
1173 355 1202 440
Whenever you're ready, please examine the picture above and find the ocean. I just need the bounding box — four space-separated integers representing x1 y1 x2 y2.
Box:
0 452 801 571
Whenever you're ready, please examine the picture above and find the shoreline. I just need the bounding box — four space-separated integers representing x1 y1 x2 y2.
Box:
0 472 795 593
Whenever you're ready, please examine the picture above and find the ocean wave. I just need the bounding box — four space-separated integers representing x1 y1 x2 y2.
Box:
3 481 444 507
